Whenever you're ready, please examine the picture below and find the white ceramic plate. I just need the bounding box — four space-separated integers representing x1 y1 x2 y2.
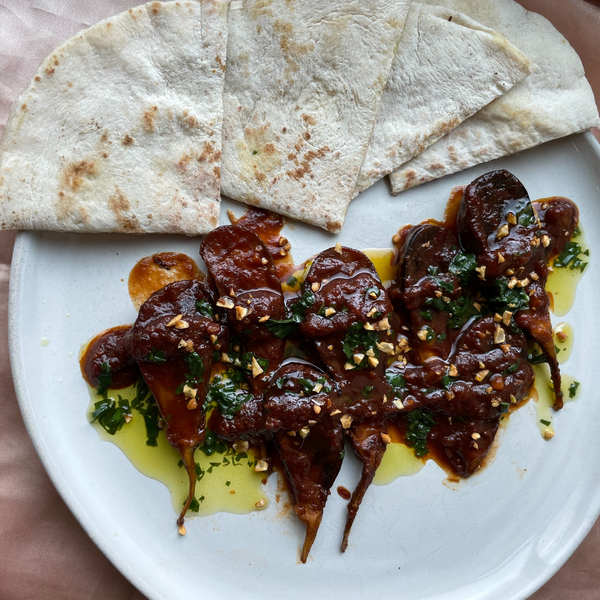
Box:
9 132 600 600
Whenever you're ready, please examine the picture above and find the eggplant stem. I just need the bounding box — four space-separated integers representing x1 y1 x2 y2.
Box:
298 509 323 563
177 445 197 528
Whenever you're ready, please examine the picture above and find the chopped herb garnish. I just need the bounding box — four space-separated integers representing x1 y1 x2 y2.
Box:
540 419 551 426
131 378 160 446
203 373 252 419
490 278 529 313
365 286 380 299
264 289 315 338
506 362 519 373
199 429 229 456
363 385 373 396
405 410 436 458
287 275 299 287
448 251 478 282
386 370 406 399
342 321 380 368
569 381 580 398
527 349 547 365
554 241 588 273
96 362 112 397
91 395 131 436
196 299 214 318
175 352 205 394
146 348 166 363
420 309 433 321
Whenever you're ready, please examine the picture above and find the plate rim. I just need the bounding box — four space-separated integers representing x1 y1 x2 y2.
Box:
8 130 600 600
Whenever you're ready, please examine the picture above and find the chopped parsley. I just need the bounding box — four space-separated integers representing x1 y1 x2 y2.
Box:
96 362 112 397
175 352 205 395
196 299 214 318
342 321 380 368
569 381 580 398
490 278 529 313
420 309 433 321
448 251 478 282
131 378 160 446
386 370 406 398
527 349 547 365
405 410 436 458
264 289 316 339
553 241 588 273
146 348 166 363
199 428 229 456
540 419 551 427
91 394 131 436
203 373 253 418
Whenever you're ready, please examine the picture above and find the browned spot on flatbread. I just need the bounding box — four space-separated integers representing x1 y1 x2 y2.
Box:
326 221 342 233
122 134 134 146
34 76 41 82
404 169 417 189
254 165 267 183
264 143 276 154
274 20 315 79
21 104 27 111
182 111 200 128
287 153 296 161
430 163 445 171
178 153 194 169
61 160 98 192
108 188 143 233
215 55 226 72
198 141 220 163
301 114 316 126
100 131 109 143
45 67 55 75
143 106 158 132
213 166 221 177
151 1 161 14
286 146 329 180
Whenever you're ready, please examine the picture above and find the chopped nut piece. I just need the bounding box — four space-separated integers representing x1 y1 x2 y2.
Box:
255 499 266 507
381 433 392 445
324 307 336 317
382 395 388 404
507 213 517 225
216 296 235 309
221 352 232 363
279 249 287 257
473 302 481 311
258 315 270 323
448 364 458 377
313 405 322 415
287 431 297 437
124 414 132 424
233 440 249 453
475 266 486 280
254 459 269 472
493 313 502 323
353 353 365 365
344 362 355 371
376 341 395 354
471 432 481 440
441 296 450 304
397 338 410 352
475 369 490 382
369 290 378 299
506 268 515 276
497 252 505 264
261 257 268 265
494 325 506 344
392 234 401 244
311 282 320 292
500 344 511 354
531 236 540 247
496 224 510 240
502 311 513 326
179 339 194 353
209 334 218 345
236 306 248 320
507 277 517 289
186 398 197 410
312 383 323 393
330 409 341 416
278 236 288 247
183 385 197 399
229 288 236 297
510 394 517 404
491 399 500 408
366 348 375 357
416 328 429 341
167 314 183 327
486 387 494 394
478 360 485 369
340 414 353 429
334 243 342 254
445 390 455 401
367 307 378 318
544 428 555 440
542 235 550 247
473 442 479 449
178 525 186 536
251 356 264 378
530 271 539 281
175 320 189 330
299 427 310 439
556 330 568 342
378 317 390 330
421 241 431 249
327 345 334 351
517 278 530 288
368 356 379 368
434 290 443 298
392 399 404 410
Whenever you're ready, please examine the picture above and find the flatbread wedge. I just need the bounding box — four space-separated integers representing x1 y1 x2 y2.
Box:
354 3 532 197
0 0 228 235
390 0 600 194
221 0 412 233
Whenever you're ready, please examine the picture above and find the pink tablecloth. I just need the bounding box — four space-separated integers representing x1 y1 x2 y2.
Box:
0 1 599 599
